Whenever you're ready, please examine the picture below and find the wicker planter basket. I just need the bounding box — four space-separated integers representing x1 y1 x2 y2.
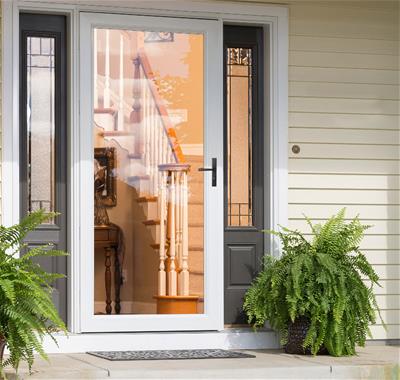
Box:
285 317 328 355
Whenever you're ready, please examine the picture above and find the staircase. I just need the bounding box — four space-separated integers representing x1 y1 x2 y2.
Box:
94 30 204 314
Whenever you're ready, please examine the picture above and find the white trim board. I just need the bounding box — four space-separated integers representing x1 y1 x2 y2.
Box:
1 0 289 337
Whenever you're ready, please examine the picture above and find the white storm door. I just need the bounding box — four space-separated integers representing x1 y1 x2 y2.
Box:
79 12 223 332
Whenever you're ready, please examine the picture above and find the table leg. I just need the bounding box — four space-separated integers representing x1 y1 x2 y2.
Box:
105 247 112 314
114 249 121 314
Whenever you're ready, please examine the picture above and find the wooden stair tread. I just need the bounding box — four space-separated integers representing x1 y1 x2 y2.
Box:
189 246 203 251
103 131 135 137
150 243 203 251
190 270 204 275
137 196 158 203
189 223 203 228
94 107 117 115
143 219 161 226
128 175 150 181
188 200 203 205
143 219 202 228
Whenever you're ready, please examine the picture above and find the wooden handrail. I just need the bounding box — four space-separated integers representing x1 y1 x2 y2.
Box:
158 163 191 172
137 49 186 163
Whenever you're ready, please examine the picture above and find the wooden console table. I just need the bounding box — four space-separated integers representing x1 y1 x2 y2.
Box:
95 224 121 314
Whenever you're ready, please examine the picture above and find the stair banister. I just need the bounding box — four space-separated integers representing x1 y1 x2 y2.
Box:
137 49 185 164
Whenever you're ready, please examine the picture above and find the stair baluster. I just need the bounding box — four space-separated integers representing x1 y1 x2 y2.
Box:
118 34 124 131
180 170 190 296
104 30 111 108
167 170 177 296
131 57 142 156
158 170 167 296
94 29 98 109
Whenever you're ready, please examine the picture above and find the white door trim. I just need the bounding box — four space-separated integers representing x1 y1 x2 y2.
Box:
79 11 224 333
1 0 288 336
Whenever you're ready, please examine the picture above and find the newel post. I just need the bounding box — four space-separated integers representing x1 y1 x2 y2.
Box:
158 163 191 297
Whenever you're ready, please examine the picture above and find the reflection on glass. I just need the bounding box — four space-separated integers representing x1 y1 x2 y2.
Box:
226 47 253 227
93 28 204 315
26 37 56 219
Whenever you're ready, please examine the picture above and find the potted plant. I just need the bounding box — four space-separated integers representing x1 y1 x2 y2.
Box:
243 209 383 356
0 210 67 377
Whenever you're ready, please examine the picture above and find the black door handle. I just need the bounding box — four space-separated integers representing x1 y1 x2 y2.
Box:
198 158 217 187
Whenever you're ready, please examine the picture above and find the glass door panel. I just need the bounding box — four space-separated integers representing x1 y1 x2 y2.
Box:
80 12 222 331
93 28 204 316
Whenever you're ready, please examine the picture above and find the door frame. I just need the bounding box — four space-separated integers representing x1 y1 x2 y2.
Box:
79 11 223 332
2 0 288 335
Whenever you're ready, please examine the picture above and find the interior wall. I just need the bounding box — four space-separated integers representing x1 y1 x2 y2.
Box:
94 128 158 314
142 33 204 147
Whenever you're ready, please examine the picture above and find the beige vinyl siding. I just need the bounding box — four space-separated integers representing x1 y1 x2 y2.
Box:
222 0 400 340
287 1 400 340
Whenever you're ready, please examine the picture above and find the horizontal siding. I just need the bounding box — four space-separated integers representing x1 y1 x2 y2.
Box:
289 205 400 220
371 281 400 294
290 113 399 129
289 144 399 160
289 159 400 175
290 82 399 101
289 98 399 115
288 219 400 235
289 174 400 190
290 35 398 55
287 0 400 340
290 51 399 70
370 325 400 340
289 66 399 85
289 128 400 145
289 189 400 205
289 3 398 40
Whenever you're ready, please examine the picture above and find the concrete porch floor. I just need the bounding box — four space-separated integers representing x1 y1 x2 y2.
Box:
4 346 399 379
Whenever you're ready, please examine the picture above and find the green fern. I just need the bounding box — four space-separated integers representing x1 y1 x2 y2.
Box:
0 210 67 377
243 209 383 356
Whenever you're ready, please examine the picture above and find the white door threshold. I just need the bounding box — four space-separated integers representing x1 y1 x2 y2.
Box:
40 329 280 353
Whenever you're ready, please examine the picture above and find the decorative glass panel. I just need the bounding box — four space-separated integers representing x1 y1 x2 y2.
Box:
26 37 56 218
226 47 253 227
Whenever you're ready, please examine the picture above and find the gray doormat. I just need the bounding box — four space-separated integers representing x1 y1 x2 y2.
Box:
87 349 255 361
